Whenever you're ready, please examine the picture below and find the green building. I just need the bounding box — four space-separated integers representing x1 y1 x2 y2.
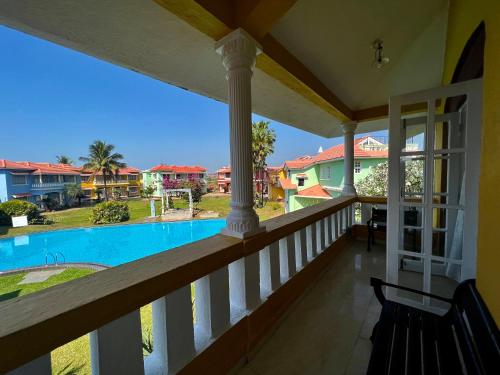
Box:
282 136 388 212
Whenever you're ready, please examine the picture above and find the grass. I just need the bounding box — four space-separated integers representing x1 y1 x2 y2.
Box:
0 195 284 238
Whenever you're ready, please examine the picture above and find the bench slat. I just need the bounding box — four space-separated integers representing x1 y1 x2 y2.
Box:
406 310 422 375
388 305 409 375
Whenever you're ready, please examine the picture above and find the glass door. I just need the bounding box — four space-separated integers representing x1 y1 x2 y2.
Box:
387 79 482 313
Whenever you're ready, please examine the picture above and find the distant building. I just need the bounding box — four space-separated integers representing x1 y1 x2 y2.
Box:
142 165 208 197
217 167 232 193
283 136 388 212
0 160 81 208
217 166 282 199
81 167 142 200
266 166 285 201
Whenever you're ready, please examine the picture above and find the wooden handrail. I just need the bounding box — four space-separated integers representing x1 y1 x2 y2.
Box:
0 195 376 373
356 196 387 204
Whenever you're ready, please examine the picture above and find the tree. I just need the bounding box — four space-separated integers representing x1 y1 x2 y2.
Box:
252 120 276 208
56 155 73 165
181 180 204 208
64 183 85 206
142 185 155 199
79 140 126 201
355 160 424 197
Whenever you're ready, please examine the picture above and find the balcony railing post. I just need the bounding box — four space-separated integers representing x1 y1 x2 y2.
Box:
148 286 195 374
339 209 344 234
90 310 144 375
332 213 338 240
260 241 281 294
306 222 317 259
229 253 260 311
8 354 51 375
195 266 230 338
316 219 325 252
295 228 308 269
279 234 296 280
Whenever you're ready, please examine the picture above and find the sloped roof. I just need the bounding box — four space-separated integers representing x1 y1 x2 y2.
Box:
217 167 231 173
280 178 297 190
150 164 207 173
285 136 388 170
0 160 81 175
81 167 140 175
296 184 331 198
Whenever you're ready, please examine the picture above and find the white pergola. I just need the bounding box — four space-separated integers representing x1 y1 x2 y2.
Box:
161 188 193 217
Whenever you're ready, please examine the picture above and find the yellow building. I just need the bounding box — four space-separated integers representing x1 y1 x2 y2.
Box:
81 167 142 200
267 166 285 201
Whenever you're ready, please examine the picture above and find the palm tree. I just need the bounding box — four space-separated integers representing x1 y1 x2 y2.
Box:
56 155 73 165
79 141 126 201
64 183 85 206
252 121 276 207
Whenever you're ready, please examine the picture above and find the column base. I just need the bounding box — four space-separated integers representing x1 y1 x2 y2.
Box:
341 185 357 196
221 225 266 239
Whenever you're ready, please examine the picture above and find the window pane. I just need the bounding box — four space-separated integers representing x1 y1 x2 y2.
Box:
400 156 424 202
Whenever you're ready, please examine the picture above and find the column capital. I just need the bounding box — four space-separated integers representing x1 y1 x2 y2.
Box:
341 121 357 134
215 28 262 72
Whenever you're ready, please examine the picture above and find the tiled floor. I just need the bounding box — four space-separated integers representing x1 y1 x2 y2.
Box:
235 240 386 375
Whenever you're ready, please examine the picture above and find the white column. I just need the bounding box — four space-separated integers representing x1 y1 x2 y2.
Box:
216 29 263 239
342 122 357 196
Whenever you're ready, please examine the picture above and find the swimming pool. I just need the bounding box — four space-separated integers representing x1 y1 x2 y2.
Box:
0 219 226 272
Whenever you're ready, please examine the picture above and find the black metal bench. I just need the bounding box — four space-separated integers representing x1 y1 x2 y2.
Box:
367 277 500 374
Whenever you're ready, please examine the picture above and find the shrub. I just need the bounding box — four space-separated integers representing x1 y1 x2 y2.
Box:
90 201 130 224
0 200 41 224
0 207 9 225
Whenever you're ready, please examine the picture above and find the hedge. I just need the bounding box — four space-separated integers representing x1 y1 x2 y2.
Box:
0 200 41 225
90 201 130 224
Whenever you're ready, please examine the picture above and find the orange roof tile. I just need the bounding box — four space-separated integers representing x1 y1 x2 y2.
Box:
0 160 80 175
285 136 388 170
280 178 297 190
296 184 331 198
150 164 207 173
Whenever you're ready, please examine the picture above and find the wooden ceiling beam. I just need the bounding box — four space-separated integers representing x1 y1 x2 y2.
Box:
154 0 354 122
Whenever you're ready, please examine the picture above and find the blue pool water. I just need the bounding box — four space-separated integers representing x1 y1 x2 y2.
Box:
0 219 226 272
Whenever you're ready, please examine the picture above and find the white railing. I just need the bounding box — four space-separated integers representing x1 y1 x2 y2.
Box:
0 196 363 374
31 183 67 189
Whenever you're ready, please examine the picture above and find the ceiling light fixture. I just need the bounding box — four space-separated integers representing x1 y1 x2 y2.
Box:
372 39 390 68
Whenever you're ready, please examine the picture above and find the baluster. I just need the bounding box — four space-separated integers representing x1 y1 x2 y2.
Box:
279 234 296 280
295 228 308 269
316 219 325 252
8 354 51 375
147 286 195 374
307 222 318 258
339 209 344 234
229 253 260 311
348 204 354 228
325 215 332 247
332 213 338 241
260 241 281 295
90 310 144 375
195 266 230 338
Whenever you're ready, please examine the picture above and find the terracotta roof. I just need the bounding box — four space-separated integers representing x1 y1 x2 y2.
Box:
0 160 80 175
217 167 231 173
150 164 207 173
266 165 283 172
285 136 388 170
280 178 297 190
296 184 331 198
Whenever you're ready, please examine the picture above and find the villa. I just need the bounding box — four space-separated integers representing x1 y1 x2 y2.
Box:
217 166 280 197
80 167 142 200
266 166 285 201
282 136 388 212
1 1 499 375
142 164 208 197
0 160 81 208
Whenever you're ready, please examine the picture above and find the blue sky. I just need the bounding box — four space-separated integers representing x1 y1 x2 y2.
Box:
0 26 386 172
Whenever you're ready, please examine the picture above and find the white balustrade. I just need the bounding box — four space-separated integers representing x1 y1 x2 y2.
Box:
90 311 144 375
316 219 325 252
325 216 332 247
195 267 230 338
279 234 296 281
229 253 260 311
260 241 281 295
295 228 308 269
306 223 318 259
148 286 195 374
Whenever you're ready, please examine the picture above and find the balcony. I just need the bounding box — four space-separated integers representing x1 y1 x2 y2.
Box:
0 196 385 374
31 182 67 190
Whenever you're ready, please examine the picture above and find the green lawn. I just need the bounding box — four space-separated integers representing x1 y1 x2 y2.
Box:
0 195 284 238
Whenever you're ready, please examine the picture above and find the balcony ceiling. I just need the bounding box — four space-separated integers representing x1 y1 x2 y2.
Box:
0 0 447 137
